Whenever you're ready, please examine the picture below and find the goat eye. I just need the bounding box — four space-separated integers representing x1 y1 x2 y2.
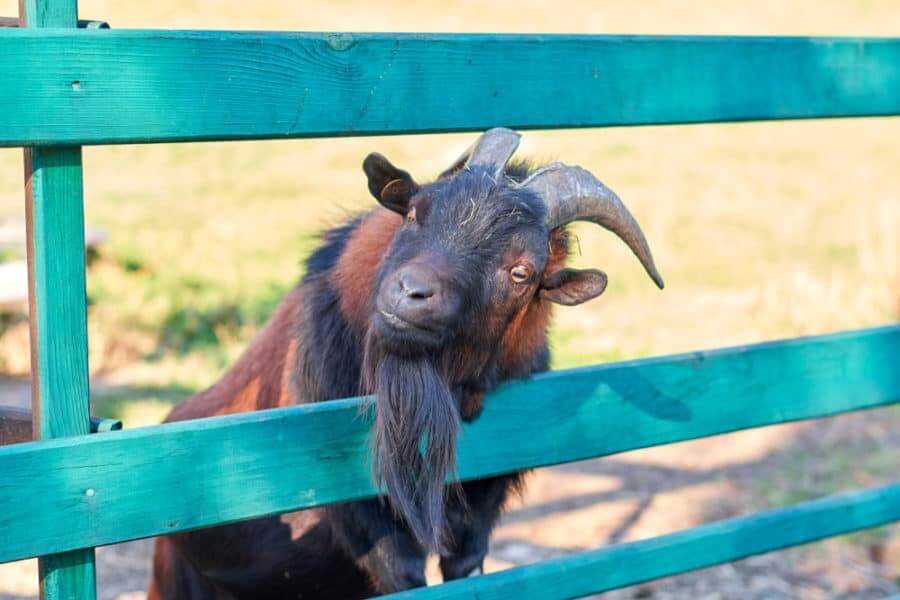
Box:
509 265 531 284
406 207 417 224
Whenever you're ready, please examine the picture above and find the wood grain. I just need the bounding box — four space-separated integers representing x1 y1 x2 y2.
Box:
25 146 97 600
26 147 91 438
0 325 896 564
383 483 900 599
21 2 96 595
0 31 897 146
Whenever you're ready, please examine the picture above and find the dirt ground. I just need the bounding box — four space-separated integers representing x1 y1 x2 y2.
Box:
1 378 897 600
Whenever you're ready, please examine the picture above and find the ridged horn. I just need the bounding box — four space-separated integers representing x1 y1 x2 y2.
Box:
519 162 665 289
441 127 521 181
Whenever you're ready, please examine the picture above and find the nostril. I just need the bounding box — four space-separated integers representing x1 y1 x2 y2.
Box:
398 274 436 302
404 283 435 301
408 289 433 300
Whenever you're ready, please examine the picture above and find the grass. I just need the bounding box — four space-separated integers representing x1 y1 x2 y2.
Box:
90 383 198 428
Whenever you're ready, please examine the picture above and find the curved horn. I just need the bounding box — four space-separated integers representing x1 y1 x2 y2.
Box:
519 163 665 289
441 127 521 181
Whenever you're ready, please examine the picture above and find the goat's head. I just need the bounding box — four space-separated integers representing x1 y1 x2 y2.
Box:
359 128 664 552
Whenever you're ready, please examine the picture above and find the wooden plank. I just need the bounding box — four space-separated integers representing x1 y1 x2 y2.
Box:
25 146 97 598
25 147 97 599
0 325 896 563
0 406 122 446
0 31 898 146
25 146 90 436
18 0 76 29
20 3 96 596
383 483 900 599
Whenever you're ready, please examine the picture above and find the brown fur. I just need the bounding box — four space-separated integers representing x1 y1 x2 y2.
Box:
331 209 402 330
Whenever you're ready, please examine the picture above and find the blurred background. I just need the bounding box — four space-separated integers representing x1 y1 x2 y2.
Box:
0 1 898 598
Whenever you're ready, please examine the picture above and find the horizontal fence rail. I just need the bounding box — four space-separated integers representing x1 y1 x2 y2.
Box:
0 31 899 146
383 483 900 599
0 325 897 563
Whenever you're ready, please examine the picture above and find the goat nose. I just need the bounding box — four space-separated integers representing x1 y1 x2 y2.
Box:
378 264 461 333
398 271 436 301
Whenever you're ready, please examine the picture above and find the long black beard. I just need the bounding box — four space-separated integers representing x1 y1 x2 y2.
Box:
364 345 461 553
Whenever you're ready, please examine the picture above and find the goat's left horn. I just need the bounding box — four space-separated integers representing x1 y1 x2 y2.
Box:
519 162 665 290
443 128 521 181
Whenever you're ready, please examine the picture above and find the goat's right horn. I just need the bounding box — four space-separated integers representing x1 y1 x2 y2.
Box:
441 128 521 182
519 162 665 289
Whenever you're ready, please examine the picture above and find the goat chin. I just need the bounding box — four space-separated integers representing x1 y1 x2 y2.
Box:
364 337 461 554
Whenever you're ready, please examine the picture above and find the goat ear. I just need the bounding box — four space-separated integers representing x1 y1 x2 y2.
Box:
362 153 419 214
540 268 608 306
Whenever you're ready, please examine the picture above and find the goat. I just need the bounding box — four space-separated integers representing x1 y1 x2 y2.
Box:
148 128 664 599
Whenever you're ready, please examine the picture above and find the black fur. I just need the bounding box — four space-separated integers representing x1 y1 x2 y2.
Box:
153 162 557 599
368 350 460 552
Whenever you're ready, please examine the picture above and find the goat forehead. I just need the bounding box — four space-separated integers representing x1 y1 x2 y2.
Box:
423 176 546 251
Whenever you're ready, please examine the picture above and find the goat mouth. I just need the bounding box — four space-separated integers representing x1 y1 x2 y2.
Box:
376 310 435 332
373 310 444 349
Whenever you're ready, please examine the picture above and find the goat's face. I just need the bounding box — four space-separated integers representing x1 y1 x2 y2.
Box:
376 170 539 352
365 160 607 360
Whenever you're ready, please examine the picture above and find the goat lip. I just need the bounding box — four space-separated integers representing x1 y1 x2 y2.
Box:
377 309 432 332
373 310 445 352
372 317 445 357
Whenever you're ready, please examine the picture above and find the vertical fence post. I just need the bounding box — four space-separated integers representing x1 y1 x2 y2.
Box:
20 1 97 599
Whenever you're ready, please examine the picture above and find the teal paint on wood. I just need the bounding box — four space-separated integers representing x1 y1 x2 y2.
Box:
19 0 78 27
383 483 900 599
27 148 91 438
0 325 896 563
34 551 95 600
26 148 97 600
0 31 898 146
21 1 96 595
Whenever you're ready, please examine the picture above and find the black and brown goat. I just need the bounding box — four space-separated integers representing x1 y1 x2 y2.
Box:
148 128 664 599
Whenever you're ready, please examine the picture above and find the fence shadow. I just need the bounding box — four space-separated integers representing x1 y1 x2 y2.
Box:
494 405 899 554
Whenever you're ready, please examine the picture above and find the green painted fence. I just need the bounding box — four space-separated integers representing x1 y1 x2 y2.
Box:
1 326 896 564
16 2 99 598
1 3 898 599
1 31 899 146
